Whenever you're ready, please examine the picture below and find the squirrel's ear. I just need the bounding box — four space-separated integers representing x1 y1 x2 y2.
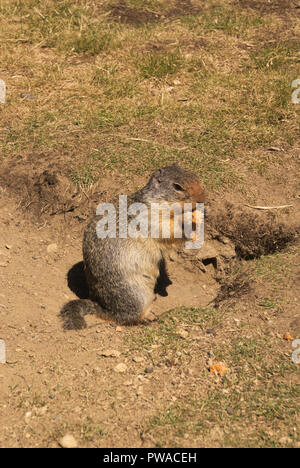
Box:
151 168 163 185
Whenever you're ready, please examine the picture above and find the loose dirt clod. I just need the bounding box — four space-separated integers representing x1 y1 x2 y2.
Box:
114 363 127 373
214 271 251 308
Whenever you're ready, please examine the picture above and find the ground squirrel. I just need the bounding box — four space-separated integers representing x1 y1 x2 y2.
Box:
60 164 205 329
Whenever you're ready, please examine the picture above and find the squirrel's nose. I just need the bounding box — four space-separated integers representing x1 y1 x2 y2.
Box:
187 182 205 203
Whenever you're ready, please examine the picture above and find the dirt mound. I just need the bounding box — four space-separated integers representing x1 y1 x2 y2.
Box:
30 170 81 216
108 1 161 25
166 0 203 18
107 0 202 25
0 169 81 217
235 0 298 14
208 202 298 260
177 236 237 280
1 164 297 267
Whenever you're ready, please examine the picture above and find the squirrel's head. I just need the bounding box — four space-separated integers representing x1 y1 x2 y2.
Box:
143 163 205 204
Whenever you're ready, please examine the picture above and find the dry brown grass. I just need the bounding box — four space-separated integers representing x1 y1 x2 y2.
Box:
0 0 299 200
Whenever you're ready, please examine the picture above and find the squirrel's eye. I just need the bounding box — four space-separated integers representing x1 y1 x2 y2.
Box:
173 183 184 192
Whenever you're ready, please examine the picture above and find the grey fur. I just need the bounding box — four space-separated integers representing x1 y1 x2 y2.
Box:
59 164 205 329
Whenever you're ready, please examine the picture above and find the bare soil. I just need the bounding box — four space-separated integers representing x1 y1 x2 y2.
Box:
0 171 299 446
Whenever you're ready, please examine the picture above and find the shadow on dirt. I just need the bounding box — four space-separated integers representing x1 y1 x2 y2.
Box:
67 257 173 300
67 261 89 299
154 258 173 297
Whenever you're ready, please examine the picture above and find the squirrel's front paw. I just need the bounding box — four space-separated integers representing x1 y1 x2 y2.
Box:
141 311 158 323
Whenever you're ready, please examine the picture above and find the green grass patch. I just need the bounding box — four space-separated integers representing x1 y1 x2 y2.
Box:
127 306 224 354
144 332 300 447
138 52 183 79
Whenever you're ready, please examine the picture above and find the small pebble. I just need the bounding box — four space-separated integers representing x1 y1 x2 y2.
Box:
47 243 58 254
0 340 6 364
114 363 127 373
100 350 121 358
279 436 293 445
35 406 47 416
20 93 35 99
59 434 78 449
176 328 188 339
132 356 144 363
25 411 32 424
123 380 133 386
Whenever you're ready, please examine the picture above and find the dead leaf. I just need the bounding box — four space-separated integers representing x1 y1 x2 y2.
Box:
209 362 227 376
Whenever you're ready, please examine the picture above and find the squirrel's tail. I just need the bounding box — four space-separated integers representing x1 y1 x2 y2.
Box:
59 299 108 330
